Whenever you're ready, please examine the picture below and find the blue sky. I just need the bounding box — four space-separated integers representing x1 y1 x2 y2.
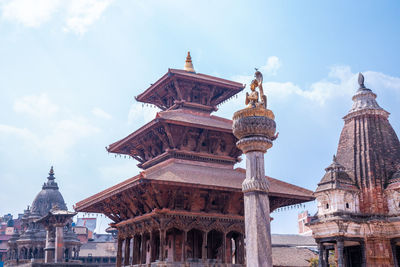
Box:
1 0 400 234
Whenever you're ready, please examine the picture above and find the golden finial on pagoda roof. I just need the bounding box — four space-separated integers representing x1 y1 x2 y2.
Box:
184 51 196 73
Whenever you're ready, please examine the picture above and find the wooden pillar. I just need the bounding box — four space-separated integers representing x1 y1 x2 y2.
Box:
133 236 140 265
202 231 208 262
222 232 227 263
159 229 166 261
131 236 136 265
318 243 324 267
149 231 154 263
140 233 146 264
172 231 176 262
337 239 344 267
116 238 123 267
124 237 130 266
181 230 187 262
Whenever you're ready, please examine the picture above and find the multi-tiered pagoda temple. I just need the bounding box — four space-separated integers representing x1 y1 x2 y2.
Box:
75 53 314 266
309 73 400 267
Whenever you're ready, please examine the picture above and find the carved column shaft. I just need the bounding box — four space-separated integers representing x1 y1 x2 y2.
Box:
324 247 329 267
54 225 64 263
44 228 55 263
202 231 208 261
124 237 130 266
242 150 272 267
232 95 276 267
116 238 123 267
140 234 146 264
317 243 324 267
181 230 187 262
159 229 166 261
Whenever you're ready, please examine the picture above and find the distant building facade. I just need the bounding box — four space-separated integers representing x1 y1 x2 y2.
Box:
308 74 400 266
298 211 312 236
5 167 80 265
0 214 22 264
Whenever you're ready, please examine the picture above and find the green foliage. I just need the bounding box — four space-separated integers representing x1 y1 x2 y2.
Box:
309 257 318 267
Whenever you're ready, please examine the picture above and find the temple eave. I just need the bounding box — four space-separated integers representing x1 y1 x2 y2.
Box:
115 209 245 228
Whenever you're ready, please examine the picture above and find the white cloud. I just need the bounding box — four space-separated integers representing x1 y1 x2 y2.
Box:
1 0 61 27
92 107 112 120
260 56 282 76
128 103 159 125
98 160 141 183
0 124 35 141
1 94 100 160
0 0 113 34
41 117 99 158
13 93 59 117
63 0 113 35
231 65 400 106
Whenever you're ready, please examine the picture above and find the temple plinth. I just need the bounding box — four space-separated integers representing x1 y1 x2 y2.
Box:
232 70 277 267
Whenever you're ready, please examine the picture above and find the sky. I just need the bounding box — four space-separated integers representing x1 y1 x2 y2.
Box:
1 0 400 234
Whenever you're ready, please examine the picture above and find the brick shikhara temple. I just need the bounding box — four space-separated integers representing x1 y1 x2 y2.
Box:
75 53 314 266
309 73 400 267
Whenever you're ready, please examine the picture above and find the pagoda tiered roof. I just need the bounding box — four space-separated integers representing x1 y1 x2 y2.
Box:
136 68 244 111
107 108 241 169
74 160 313 223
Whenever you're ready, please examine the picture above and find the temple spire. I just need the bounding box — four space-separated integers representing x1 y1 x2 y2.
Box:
184 51 195 73
43 166 59 189
48 166 55 181
345 72 387 118
358 72 365 89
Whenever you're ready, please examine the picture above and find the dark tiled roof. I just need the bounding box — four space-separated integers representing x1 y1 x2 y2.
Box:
272 247 317 267
271 234 316 247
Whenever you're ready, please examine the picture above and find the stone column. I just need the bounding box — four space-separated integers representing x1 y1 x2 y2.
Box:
116 238 123 267
54 225 64 263
337 239 344 267
324 248 329 267
44 227 55 263
124 237 131 266
233 105 276 267
232 98 276 267
318 243 324 267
